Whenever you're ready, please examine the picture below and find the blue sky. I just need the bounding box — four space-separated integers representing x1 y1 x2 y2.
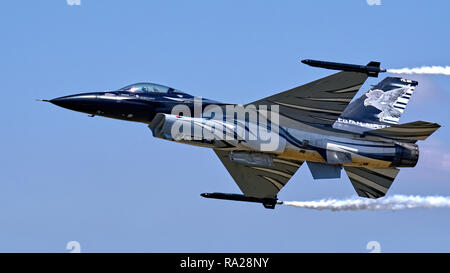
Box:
1 0 450 252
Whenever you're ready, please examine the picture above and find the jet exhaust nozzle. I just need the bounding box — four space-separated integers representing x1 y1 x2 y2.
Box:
301 59 386 77
201 192 279 209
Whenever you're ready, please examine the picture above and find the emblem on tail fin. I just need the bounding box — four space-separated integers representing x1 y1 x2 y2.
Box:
363 87 410 123
334 77 418 132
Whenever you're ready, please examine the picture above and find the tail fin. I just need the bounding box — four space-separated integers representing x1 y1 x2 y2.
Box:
333 77 418 133
364 121 441 142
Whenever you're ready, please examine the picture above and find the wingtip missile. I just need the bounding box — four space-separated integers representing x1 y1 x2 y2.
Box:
301 59 386 77
201 192 280 209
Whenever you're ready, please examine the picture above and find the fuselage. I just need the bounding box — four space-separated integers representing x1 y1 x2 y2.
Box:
49 83 419 169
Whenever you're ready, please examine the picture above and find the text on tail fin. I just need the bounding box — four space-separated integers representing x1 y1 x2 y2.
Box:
333 77 418 133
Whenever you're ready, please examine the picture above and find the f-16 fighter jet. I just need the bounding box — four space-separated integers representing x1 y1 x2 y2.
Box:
43 60 440 209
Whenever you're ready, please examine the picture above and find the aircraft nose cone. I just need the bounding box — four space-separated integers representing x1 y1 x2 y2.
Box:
301 59 311 64
50 94 98 114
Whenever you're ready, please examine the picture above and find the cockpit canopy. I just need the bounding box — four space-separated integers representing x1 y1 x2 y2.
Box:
118 82 183 94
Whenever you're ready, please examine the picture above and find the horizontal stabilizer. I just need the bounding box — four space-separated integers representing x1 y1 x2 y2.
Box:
364 121 440 142
344 167 400 199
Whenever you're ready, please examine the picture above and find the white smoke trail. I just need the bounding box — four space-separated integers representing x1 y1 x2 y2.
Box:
281 195 450 211
388 66 450 76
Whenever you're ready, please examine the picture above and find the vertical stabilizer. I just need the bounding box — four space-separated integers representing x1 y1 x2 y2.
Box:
333 77 418 133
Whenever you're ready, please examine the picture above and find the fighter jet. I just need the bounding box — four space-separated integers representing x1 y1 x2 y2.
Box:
43 60 440 209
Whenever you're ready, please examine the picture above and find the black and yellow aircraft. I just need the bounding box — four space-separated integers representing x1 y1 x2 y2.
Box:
43 60 440 208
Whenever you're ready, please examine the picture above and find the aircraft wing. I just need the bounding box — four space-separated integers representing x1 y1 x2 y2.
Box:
214 149 303 198
250 71 368 127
